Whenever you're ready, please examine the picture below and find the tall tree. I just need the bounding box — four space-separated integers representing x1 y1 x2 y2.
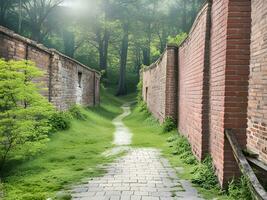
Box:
22 0 63 42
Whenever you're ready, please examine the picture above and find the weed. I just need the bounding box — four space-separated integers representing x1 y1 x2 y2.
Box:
69 105 87 120
49 111 72 132
228 176 253 200
162 117 176 133
192 156 219 190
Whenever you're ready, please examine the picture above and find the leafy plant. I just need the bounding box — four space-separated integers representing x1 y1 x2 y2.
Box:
49 111 72 132
0 59 54 171
167 32 188 45
192 156 219 190
69 105 87 120
228 176 253 200
162 117 176 133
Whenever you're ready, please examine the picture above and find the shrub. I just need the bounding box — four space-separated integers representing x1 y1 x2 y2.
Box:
167 32 188 45
49 111 72 132
192 156 219 190
137 101 149 113
162 117 176 133
69 105 87 120
0 59 55 171
228 176 253 200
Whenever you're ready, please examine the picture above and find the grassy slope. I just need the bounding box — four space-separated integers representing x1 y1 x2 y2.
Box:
2 88 125 200
124 104 229 200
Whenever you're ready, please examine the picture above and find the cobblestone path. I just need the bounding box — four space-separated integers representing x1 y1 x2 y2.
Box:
71 104 203 200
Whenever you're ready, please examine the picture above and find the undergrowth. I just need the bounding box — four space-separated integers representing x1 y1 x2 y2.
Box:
127 97 255 200
162 117 176 133
228 176 253 200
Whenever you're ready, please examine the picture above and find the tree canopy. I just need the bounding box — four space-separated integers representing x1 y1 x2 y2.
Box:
0 0 205 95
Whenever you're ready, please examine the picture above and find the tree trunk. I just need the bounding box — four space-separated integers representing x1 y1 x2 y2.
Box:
31 25 42 42
63 31 75 58
142 48 150 66
182 0 187 32
117 23 129 96
102 29 109 71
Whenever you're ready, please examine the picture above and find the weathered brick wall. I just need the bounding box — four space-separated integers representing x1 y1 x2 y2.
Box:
142 52 167 122
247 0 267 164
209 0 251 186
142 0 252 187
142 45 178 123
0 26 100 110
178 3 210 160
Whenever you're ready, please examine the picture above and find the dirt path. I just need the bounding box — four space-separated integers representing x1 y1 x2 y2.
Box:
71 104 203 200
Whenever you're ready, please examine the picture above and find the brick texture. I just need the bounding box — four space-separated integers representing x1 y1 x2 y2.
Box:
0 26 100 110
178 4 210 160
142 45 178 123
142 0 253 187
247 0 267 164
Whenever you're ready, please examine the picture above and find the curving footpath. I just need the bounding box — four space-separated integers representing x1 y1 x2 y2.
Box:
71 104 203 200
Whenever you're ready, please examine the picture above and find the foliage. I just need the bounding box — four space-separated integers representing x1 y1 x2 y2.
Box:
0 59 54 171
162 117 176 133
167 32 188 46
228 176 253 200
0 0 205 94
192 156 219 190
69 105 87 120
2 88 126 200
49 111 72 132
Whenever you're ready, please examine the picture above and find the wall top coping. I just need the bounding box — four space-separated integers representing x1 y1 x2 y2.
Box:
0 26 100 75
143 2 209 73
143 44 178 72
179 2 209 47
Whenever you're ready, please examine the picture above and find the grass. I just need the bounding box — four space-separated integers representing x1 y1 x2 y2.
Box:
124 103 231 200
1 87 126 200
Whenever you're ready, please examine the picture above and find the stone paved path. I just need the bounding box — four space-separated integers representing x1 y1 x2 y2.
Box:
71 104 203 200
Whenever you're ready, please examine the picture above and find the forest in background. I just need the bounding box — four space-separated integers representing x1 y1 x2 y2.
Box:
0 0 205 95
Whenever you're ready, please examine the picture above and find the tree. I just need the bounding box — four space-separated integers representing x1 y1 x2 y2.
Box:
22 0 63 42
117 22 129 95
0 60 54 172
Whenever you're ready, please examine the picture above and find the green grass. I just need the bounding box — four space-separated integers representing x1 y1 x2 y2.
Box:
1 88 126 200
124 103 230 200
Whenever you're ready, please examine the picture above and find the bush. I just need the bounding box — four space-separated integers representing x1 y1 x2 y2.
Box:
167 32 188 45
162 117 176 133
49 111 72 132
192 156 219 190
228 176 253 200
137 101 149 113
0 60 55 171
69 105 87 120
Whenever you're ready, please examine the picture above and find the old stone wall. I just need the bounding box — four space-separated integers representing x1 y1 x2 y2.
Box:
0 26 100 110
142 0 253 187
247 0 267 164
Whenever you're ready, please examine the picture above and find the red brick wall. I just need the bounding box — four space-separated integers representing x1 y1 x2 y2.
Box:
178 4 210 160
142 0 252 187
142 45 178 123
247 0 267 164
209 0 251 186
0 26 100 110
209 0 229 186
142 51 167 122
